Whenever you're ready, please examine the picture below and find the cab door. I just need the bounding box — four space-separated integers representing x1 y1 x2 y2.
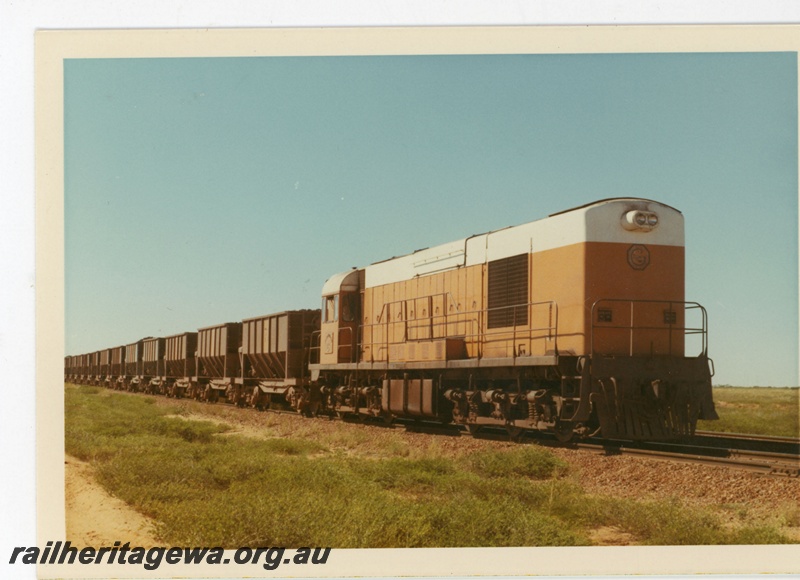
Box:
321 294 340 365
337 291 359 363
319 269 362 366
320 292 359 364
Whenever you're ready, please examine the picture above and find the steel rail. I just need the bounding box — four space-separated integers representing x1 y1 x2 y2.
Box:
574 442 798 476
690 431 799 456
568 436 800 477
694 430 799 445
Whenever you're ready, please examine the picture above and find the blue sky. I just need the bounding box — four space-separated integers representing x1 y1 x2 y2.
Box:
64 52 798 386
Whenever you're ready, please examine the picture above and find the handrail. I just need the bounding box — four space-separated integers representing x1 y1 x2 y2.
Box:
309 299 559 364
363 299 558 363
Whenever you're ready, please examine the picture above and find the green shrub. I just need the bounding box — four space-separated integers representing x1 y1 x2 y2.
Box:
467 446 568 479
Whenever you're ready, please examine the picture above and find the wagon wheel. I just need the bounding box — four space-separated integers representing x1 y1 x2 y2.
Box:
466 423 482 437
304 400 319 418
250 387 261 410
235 389 246 408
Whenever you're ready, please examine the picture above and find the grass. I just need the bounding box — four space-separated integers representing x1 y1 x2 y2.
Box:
65 384 795 547
698 386 799 437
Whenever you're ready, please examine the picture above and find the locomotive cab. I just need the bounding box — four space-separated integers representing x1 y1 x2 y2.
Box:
319 268 361 365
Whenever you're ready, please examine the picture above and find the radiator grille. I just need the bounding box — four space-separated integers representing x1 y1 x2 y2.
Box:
487 253 529 329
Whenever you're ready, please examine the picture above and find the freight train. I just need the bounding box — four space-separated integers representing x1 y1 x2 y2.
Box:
65 198 718 441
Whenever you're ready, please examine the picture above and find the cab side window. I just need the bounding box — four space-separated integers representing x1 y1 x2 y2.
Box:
341 294 355 322
323 295 338 323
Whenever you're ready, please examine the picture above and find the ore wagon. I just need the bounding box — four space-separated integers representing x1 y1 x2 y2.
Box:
162 331 197 398
110 346 126 389
123 339 145 392
141 337 166 394
99 348 112 387
194 322 242 402
239 309 320 411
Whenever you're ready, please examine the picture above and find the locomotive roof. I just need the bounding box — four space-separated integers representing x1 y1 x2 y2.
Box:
320 198 683 294
548 197 682 218
360 197 683 290
370 197 680 266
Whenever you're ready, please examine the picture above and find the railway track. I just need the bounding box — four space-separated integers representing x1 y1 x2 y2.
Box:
236 405 800 477
406 421 800 477
86 385 800 477
394 418 800 477
693 430 800 454
540 431 800 477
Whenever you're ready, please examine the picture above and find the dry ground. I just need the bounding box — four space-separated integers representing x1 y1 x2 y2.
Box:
65 455 159 547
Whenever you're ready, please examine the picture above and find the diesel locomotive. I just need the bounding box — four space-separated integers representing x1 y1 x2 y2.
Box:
65 198 718 441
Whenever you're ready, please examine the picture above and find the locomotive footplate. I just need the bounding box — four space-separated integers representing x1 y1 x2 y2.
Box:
589 355 717 440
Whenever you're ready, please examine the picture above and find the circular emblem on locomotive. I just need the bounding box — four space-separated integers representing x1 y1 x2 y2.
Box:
627 244 650 270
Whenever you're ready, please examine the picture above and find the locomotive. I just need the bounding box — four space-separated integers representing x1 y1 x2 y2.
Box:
66 198 718 441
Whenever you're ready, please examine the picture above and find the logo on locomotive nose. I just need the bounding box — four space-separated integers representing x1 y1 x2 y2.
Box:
627 244 650 270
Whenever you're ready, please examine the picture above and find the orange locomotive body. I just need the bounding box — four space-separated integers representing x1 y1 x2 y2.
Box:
310 198 717 440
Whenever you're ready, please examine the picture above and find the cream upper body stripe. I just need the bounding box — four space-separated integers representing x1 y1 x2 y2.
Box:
326 199 684 291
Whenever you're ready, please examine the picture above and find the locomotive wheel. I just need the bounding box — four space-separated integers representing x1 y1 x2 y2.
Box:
506 424 524 442
554 421 575 443
467 424 482 437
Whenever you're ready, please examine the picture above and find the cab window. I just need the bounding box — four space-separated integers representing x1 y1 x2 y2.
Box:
341 294 356 322
323 295 338 323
